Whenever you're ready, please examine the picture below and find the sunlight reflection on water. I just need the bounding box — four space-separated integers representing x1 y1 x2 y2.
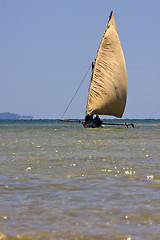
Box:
0 120 160 240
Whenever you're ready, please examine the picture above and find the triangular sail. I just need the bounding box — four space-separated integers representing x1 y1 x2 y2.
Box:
86 12 127 118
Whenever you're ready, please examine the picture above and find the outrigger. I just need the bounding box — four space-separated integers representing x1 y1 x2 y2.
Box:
60 117 134 128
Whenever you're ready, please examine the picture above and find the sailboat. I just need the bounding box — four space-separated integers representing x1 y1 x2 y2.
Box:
61 11 134 128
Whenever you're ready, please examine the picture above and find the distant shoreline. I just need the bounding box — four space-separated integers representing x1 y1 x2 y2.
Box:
0 112 33 120
0 113 159 121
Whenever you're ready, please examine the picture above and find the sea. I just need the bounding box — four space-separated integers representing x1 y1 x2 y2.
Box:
0 119 160 240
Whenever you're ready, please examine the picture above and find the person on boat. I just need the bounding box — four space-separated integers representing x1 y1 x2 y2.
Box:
94 115 102 126
85 114 93 123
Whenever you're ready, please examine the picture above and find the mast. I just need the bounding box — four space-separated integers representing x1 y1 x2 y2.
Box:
85 61 95 113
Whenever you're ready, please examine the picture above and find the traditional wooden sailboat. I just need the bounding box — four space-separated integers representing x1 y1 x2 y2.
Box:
61 11 134 128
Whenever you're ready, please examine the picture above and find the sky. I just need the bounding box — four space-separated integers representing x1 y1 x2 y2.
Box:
0 0 160 119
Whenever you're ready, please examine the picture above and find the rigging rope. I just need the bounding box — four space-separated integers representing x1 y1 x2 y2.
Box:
61 64 91 119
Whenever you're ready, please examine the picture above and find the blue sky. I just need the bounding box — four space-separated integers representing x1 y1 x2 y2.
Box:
0 0 160 119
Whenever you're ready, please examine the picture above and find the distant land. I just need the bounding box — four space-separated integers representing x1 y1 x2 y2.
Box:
0 112 33 119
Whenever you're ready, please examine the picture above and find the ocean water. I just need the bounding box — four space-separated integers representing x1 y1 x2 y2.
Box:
0 119 160 240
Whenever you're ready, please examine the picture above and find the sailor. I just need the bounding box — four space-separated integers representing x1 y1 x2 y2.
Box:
94 115 102 126
85 114 93 122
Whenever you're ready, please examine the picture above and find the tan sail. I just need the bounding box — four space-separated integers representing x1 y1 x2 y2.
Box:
86 12 127 118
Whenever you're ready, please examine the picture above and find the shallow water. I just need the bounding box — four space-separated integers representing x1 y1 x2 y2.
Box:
0 119 160 240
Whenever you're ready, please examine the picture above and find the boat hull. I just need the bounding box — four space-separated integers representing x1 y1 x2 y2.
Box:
83 119 101 128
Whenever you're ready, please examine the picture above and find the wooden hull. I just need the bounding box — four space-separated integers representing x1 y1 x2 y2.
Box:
83 119 101 128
